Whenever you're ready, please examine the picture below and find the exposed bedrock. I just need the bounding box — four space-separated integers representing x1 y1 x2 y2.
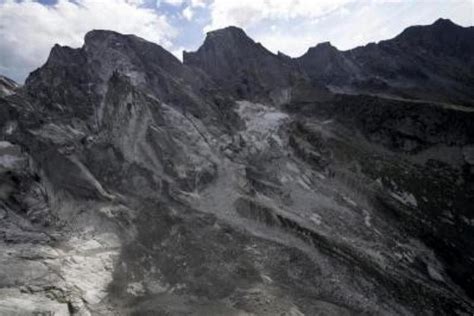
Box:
0 19 473 315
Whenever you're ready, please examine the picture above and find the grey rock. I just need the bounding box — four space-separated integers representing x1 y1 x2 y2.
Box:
297 18 474 106
0 75 19 97
183 26 330 103
0 19 473 316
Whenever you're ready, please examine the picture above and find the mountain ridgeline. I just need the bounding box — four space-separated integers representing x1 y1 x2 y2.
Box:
183 18 474 106
0 19 473 315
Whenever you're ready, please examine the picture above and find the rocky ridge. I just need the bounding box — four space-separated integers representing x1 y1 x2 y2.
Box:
296 18 474 106
0 19 473 315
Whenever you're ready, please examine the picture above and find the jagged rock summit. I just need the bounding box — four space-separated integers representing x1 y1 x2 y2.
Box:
26 29 214 122
183 26 303 103
0 19 473 315
297 18 474 105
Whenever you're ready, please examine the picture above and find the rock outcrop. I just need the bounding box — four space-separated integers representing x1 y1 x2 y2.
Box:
297 18 474 106
183 26 321 104
0 19 473 315
0 75 18 97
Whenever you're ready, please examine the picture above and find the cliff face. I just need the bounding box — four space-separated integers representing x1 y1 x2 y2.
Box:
0 19 473 315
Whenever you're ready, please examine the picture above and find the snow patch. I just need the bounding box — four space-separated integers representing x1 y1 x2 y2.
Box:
390 191 418 208
0 141 14 149
298 178 311 190
29 123 85 144
0 155 22 169
58 233 120 305
285 162 300 173
341 194 357 207
362 209 372 228
0 289 69 315
310 213 322 225
236 101 289 150
3 121 17 135
127 282 145 296
427 265 445 282
0 143 24 171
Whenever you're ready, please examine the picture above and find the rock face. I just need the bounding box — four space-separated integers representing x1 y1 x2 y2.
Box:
183 26 316 103
0 75 18 97
0 19 473 315
297 18 474 106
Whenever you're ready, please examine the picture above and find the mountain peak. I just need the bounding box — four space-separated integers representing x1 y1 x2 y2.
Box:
195 26 257 55
85 29 123 41
83 29 150 46
25 29 189 120
392 18 474 58
315 41 335 48
305 41 338 55
433 18 457 27
395 18 464 40
183 25 298 100
206 26 247 38
83 29 147 51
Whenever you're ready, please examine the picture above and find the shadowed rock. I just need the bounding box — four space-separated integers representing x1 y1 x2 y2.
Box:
297 18 474 106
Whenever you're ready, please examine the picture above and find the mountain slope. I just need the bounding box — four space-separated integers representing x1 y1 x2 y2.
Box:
0 20 473 315
183 26 296 101
183 26 332 104
297 18 474 106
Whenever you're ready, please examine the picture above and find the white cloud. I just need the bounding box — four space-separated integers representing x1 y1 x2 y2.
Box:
170 46 186 61
162 0 185 6
190 0 207 8
204 0 352 32
182 6 194 20
125 0 147 5
0 0 176 82
161 0 207 8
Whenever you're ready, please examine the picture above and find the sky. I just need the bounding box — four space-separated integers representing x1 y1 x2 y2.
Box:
0 0 473 82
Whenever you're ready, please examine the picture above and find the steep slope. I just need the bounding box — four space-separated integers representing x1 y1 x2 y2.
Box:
0 75 18 97
287 94 474 299
183 26 331 104
25 30 224 125
297 19 474 105
0 22 473 316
